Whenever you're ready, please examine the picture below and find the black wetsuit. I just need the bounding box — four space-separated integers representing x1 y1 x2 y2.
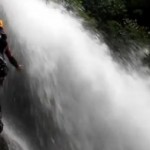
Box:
0 28 19 80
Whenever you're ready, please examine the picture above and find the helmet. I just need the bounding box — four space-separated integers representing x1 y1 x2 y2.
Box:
0 20 4 28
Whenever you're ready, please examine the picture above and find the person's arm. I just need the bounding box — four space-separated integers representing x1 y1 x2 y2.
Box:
5 46 20 69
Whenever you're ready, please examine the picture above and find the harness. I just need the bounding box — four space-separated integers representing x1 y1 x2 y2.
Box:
0 30 8 78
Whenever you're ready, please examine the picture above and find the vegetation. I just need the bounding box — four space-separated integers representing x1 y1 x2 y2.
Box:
59 0 150 65
62 0 150 42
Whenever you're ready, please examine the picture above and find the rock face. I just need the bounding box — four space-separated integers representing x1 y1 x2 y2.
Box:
0 135 9 150
0 133 24 150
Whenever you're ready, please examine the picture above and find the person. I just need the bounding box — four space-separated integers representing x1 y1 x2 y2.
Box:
0 19 23 133
0 20 22 85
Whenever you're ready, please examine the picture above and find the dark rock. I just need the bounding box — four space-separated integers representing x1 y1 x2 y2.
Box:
0 135 9 150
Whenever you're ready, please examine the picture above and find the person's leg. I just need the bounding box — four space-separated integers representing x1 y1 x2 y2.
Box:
0 100 3 133
0 77 4 133
0 115 3 133
0 78 4 86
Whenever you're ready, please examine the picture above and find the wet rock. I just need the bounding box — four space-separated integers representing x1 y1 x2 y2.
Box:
0 135 9 150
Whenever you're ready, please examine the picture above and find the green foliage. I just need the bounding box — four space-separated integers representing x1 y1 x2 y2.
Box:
62 0 150 64
82 0 127 21
64 0 83 10
63 0 150 45
122 19 150 45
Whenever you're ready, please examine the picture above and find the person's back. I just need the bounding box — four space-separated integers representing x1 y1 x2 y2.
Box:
0 20 22 85
0 27 9 83
0 28 7 57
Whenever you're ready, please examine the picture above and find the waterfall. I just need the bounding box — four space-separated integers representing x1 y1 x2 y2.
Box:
1 0 150 150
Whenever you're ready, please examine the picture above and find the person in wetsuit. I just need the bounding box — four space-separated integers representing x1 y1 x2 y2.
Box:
0 20 22 85
0 20 23 133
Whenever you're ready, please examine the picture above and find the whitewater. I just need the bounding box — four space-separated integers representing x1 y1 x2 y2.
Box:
1 0 150 150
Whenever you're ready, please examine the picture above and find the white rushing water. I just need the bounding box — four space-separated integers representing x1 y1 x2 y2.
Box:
1 0 150 150
3 120 30 150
